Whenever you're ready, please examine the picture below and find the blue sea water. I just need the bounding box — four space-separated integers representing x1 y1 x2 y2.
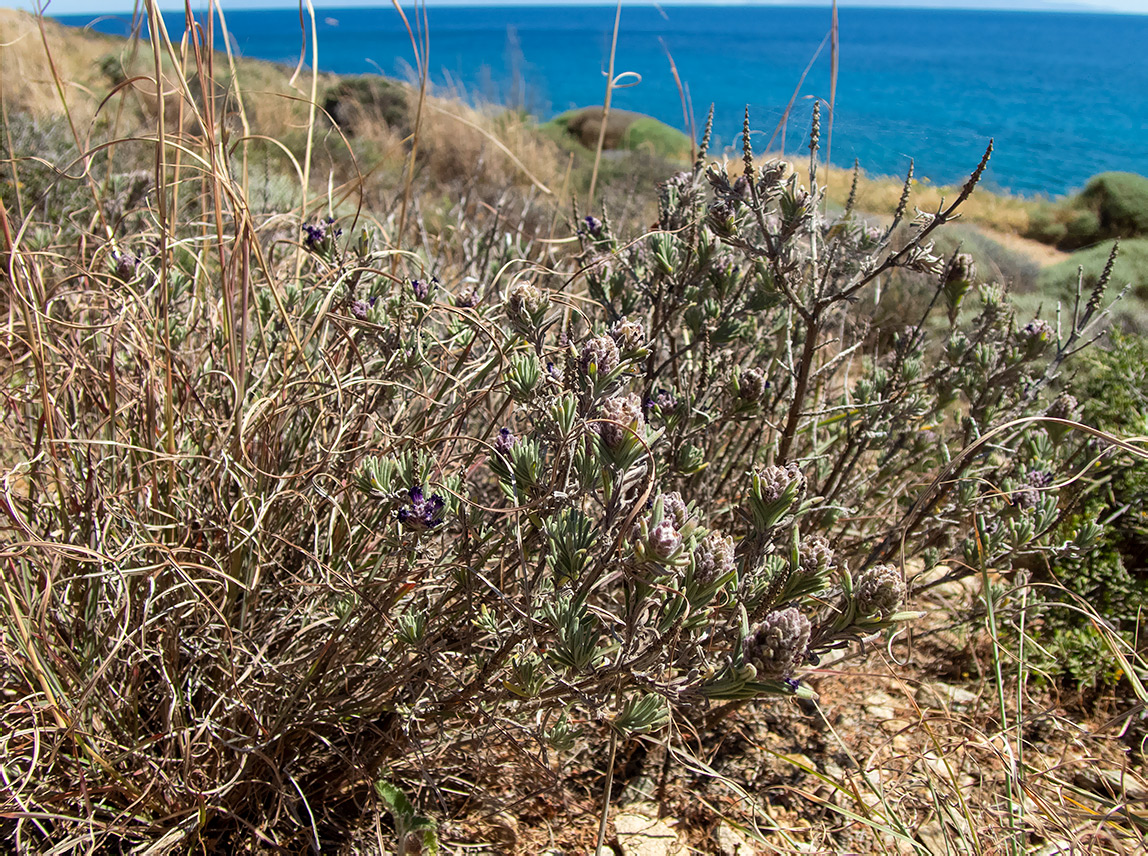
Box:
56 5 1148 197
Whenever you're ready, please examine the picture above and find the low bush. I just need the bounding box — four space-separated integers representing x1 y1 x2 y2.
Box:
1024 171 1148 251
1019 332 1148 689
1077 171 1148 241
0 11 1138 854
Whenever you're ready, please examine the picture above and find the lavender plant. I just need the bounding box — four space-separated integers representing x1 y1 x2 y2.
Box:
0 36 1127 850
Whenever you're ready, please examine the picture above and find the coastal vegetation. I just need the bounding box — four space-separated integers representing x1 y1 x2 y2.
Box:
2 5 1148 854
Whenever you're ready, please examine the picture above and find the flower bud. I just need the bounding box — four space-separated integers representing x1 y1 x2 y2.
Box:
743 608 811 680
597 393 644 449
854 563 906 617
580 334 621 378
694 531 736 586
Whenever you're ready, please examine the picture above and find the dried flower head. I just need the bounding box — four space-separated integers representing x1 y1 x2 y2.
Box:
1047 392 1079 422
597 393 644 449
610 317 646 352
947 252 976 286
1020 319 1055 356
854 563 906 617
350 299 370 320
756 463 803 505
660 491 689 530
505 280 547 326
737 368 767 402
456 279 481 308
110 250 140 280
743 608 811 680
580 334 621 378
746 462 806 532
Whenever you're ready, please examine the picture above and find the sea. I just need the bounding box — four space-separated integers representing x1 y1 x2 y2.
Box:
54 4 1148 198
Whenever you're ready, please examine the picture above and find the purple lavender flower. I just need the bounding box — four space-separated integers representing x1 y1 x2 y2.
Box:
302 223 326 247
494 427 516 457
411 277 437 302
581 215 603 238
350 299 370 320
302 217 342 251
644 388 677 413
396 484 445 530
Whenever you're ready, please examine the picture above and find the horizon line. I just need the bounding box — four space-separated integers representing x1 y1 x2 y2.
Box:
30 1 1148 19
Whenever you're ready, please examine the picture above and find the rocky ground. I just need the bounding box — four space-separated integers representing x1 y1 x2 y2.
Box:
344 570 1147 855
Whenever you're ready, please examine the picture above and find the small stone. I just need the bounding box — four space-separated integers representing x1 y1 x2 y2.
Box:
715 821 761 855
864 690 897 721
615 808 685 856
915 681 979 710
1073 768 1148 803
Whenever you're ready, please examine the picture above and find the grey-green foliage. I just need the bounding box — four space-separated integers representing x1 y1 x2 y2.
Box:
2 100 1125 852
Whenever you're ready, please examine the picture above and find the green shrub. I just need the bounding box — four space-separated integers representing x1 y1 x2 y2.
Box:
1022 332 1148 688
1078 171 1148 240
1024 205 1068 246
1061 207 1102 250
1023 171 1148 251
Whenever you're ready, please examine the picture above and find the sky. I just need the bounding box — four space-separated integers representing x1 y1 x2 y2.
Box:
10 0 1147 15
